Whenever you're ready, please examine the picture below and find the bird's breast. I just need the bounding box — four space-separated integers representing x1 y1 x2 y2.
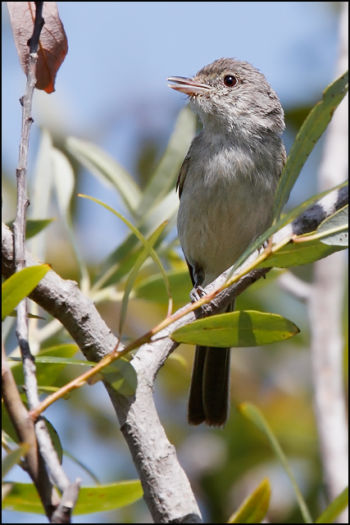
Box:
177 155 275 286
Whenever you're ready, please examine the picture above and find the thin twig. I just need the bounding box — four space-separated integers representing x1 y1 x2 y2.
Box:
2 345 60 518
8 2 80 521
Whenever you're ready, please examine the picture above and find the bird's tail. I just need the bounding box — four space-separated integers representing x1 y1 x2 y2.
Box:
188 303 233 426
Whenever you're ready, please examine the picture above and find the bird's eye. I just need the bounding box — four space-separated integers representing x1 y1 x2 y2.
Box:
223 74 237 87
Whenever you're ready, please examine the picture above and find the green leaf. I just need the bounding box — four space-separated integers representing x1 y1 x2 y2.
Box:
10 344 79 389
2 407 19 445
229 181 347 280
239 403 313 523
258 204 348 268
79 194 172 313
2 265 50 320
228 478 271 523
30 129 54 259
172 310 299 347
51 148 75 219
25 218 54 239
3 480 143 514
100 358 137 397
318 205 348 246
66 136 141 216
316 487 348 523
137 106 196 218
2 445 29 479
258 237 344 268
43 418 63 463
273 71 348 218
63 450 100 484
92 194 177 291
119 220 169 334
134 269 192 304
51 147 90 291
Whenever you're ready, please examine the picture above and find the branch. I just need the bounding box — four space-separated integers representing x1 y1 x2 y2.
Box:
2 183 347 522
308 3 348 521
7 2 79 521
2 345 60 518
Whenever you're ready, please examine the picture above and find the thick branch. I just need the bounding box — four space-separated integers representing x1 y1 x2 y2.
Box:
1 183 347 522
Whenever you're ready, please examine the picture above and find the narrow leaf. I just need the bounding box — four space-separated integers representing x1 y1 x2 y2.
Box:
2 480 143 514
229 182 347 280
228 478 271 523
316 487 348 523
257 237 344 268
51 148 75 219
134 269 192 304
63 450 100 484
119 220 170 334
67 137 141 215
172 310 299 347
79 194 172 314
2 445 29 479
51 148 90 290
43 418 63 463
137 106 196 217
273 71 348 218
10 344 79 389
318 205 348 246
25 218 54 239
239 403 313 523
100 359 137 397
2 265 50 320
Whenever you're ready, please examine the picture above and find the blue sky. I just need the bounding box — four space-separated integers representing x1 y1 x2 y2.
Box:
2 2 342 260
3 1 340 174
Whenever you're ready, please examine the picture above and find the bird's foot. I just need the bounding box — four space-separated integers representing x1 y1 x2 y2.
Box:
190 285 206 303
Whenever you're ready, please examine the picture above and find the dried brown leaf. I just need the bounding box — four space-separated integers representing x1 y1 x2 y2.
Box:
7 2 68 93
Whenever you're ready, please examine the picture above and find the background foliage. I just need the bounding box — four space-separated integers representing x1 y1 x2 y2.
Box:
2 2 348 523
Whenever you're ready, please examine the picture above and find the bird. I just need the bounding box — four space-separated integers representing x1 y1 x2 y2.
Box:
168 58 286 425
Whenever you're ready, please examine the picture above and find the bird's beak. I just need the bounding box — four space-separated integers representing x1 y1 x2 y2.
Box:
167 76 210 96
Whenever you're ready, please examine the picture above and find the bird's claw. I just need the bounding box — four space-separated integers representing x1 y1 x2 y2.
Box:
190 285 206 303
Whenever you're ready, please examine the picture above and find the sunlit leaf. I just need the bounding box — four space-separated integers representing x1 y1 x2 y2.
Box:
258 237 344 268
228 478 271 523
3 480 143 514
2 445 29 479
100 359 137 397
229 182 347 280
239 403 313 523
2 265 50 320
135 269 192 304
172 311 299 347
66 137 141 215
273 71 348 218
119 220 170 333
51 148 75 218
137 106 196 218
316 487 348 523
10 344 79 388
25 218 54 239
79 194 172 312
318 205 348 246
51 148 90 290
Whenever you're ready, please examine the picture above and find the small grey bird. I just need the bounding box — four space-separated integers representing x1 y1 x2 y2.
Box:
168 58 286 426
